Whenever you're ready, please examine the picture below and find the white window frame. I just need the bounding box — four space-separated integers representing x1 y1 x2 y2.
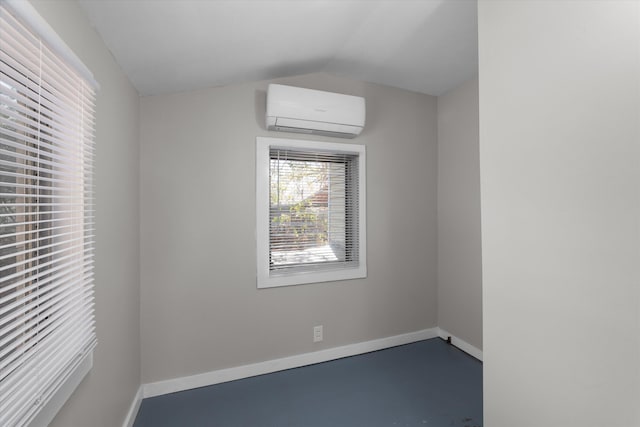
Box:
256 136 366 288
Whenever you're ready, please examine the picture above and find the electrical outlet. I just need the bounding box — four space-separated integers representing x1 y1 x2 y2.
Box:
313 325 323 342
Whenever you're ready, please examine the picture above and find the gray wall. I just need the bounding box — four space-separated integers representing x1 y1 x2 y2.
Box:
140 72 438 383
436 77 482 349
28 1 142 426
479 1 640 426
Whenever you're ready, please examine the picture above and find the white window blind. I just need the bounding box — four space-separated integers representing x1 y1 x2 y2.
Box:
269 148 360 271
0 2 97 426
257 137 366 288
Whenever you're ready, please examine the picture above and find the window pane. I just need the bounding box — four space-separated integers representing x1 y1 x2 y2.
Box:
270 158 334 267
269 149 358 272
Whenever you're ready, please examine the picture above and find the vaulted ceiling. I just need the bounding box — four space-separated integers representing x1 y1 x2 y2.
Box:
78 0 478 97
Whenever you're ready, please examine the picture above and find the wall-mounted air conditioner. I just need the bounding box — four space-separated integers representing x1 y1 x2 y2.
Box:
266 84 365 139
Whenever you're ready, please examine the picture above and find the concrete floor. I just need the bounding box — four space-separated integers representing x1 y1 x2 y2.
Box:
134 338 483 427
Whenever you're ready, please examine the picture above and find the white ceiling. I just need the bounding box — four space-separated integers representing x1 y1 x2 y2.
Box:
78 0 478 97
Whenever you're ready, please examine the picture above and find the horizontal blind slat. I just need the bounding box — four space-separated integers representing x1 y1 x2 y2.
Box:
0 251 93 304
0 223 94 246
0 266 92 325
0 285 93 374
0 277 91 357
0 317 95 423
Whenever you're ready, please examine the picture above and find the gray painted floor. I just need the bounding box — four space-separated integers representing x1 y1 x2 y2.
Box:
134 338 483 427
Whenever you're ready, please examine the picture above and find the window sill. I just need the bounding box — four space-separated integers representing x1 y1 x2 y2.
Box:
28 351 93 427
257 265 367 289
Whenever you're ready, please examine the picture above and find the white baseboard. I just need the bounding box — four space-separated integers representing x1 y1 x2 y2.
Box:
122 385 143 427
436 327 483 361
142 327 439 398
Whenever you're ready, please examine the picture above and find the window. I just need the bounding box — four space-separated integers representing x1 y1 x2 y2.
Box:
1 2 97 426
256 137 366 288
